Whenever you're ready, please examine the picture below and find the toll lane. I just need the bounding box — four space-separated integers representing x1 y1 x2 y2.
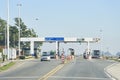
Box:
48 58 115 80
0 59 61 80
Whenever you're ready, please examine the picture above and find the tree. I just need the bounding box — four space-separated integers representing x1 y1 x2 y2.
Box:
0 17 42 50
14 17 42 48
14 18 37 37
9 26 18 47
0 18 7 46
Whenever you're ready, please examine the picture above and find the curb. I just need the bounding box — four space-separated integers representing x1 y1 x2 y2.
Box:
0 61 11 67
104 62 119 80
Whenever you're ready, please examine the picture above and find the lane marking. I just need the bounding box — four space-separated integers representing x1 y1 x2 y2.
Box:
49 76 111 80
38 64 64 80
104 62 118 80
0 76 39 79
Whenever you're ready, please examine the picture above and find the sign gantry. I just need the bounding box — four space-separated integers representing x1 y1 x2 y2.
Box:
20 37 100 55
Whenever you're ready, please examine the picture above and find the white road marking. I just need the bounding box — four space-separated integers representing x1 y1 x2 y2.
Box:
49 76 111 80
0 76 40 79
104 62 118 80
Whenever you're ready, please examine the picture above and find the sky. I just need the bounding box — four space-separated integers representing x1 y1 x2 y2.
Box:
0 0 120 55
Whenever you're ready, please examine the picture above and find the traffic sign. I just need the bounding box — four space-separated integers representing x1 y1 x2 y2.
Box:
45 37 64 41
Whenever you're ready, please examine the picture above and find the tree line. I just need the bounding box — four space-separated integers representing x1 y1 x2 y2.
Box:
0 17 41 49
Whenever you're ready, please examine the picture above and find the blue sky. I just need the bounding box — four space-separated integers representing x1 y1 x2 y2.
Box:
0 0 120 55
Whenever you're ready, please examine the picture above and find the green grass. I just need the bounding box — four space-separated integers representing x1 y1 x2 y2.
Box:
0 62 15 72
0 60 2 63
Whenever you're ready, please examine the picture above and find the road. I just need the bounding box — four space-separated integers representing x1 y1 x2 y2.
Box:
48 58 115 80
0 58 115 80
0 59 61 80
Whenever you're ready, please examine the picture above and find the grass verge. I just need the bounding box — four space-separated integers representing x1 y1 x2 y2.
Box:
0 62 15 72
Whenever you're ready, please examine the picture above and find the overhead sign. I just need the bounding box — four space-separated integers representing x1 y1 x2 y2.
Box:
45 37 64 41
77 38 85 41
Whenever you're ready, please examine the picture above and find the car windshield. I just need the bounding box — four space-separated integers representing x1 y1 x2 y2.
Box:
42 54 49 56
42 52 50 56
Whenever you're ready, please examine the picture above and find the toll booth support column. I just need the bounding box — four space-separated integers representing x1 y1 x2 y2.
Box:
56 41 60 56
87 41 90 54
30 41 34 56
87 41 91 59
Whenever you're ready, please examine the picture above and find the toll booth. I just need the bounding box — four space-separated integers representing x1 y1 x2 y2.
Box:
69 48 75 56
68 48 75 60
22 47 40 58
83 49 91 59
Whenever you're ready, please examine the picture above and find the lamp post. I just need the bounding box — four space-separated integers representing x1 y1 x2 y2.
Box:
7 0 10 60
17 3 22 57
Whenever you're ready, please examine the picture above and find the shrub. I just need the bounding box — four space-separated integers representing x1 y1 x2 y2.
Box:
0 48 2 53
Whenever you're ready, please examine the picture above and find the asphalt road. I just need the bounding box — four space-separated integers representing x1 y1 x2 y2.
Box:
48 58 115 80
0 58 115 80
0 59 61 80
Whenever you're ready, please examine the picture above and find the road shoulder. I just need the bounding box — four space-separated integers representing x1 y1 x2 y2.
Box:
106 62 120 80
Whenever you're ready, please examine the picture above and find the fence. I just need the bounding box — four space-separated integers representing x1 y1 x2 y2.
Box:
3 48 17 60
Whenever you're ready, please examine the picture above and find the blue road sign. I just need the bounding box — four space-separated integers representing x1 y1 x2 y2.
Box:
45 37 64 41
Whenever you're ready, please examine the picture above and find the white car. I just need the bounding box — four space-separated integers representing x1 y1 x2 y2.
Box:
41 52 51 61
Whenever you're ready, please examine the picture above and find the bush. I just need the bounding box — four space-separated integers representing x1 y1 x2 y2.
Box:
19 55 25 59
0 48 2 52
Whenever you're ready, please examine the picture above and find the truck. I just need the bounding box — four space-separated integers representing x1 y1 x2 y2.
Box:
92 50 101 59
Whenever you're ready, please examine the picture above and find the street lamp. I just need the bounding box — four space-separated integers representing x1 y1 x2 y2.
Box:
17 3 22 57
7 0 10 59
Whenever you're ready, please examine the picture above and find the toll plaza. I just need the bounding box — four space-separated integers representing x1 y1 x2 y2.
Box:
20 37 100 58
